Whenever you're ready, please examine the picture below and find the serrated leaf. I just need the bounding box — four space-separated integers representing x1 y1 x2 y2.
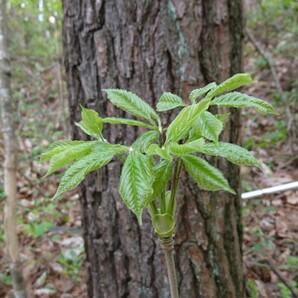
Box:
200 142 262 169
101 117 153 129
45 142 96 177
53 154 109 200
168 138 205 155
53 143 127 200
104 89 159 122
119 151 155 224
189 82 217 103
207 73 253 98
75 106 103 139
146 144 171 160
194 111 223 142
215 113 230 127
132 130 159 152
210 91 275 114
150 160 173 200
156 92 186 111
182 154 235 194
166 99 210 143
40 140 86 162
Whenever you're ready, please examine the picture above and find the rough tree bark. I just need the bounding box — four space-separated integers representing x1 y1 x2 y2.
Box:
0 0 26 297
62 0 244 297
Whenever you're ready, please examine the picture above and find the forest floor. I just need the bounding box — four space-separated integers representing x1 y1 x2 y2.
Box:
241 41 298 297
1 32 298 298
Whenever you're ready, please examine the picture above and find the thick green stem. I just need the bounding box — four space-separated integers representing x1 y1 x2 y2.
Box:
158 127 167 214
148 201 159 216
168 158 182 214
160 237 179 298
159 191 166 213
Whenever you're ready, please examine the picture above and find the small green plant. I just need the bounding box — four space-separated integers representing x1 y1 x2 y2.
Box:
41 73 275 297
56 251 83 283
247 279 258 298
22 220 54 239
277 281 298 298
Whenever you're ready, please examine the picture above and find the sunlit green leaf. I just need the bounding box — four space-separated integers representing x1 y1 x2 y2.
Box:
182 154 235 194
200 142 262 169
146 144 171 160
119 151 154 224
102 117 153 129
210 92 275 114
44 142 95 177
104 89 159 122
40 140 86 162
53 143 128 200
196 113 228 139
132 130 159 152
156 92 186 111
194 111 223 142
189 82 217 103
75 105 103 139
168 138 205 155
207 73 253 98
150 160 173 200
215 113 230 128
166 99 210 143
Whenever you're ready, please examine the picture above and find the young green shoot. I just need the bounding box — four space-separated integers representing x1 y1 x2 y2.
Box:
41 73 275 298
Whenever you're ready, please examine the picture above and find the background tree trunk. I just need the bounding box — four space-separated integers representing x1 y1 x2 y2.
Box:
0 0 26 297
62 0 244 297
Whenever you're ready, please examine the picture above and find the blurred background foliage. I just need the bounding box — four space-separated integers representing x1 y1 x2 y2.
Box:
0 0 297 297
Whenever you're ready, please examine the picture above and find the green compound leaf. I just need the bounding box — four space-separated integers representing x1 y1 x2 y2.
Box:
102 117 154 129
207 73 253 98
182 154 235 194
156 92 186 111
40 140 86 162
189 82 217 103
53 143 128 200
119 151 155 224
166 99 210 143
132 130 159 152
200 142 262 169
151 160 173 201
146 144 171 160
104 89 159 122
194 111 224 142
168 138 205 155
75 105 103 139
210 91 275 114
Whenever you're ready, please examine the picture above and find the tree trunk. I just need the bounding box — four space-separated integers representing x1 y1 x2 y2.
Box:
62 0 244 297
0 0 27 297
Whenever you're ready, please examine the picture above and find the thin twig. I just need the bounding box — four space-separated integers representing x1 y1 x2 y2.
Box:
263 258 298 298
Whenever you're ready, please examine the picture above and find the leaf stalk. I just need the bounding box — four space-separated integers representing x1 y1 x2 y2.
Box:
168 158 182 215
